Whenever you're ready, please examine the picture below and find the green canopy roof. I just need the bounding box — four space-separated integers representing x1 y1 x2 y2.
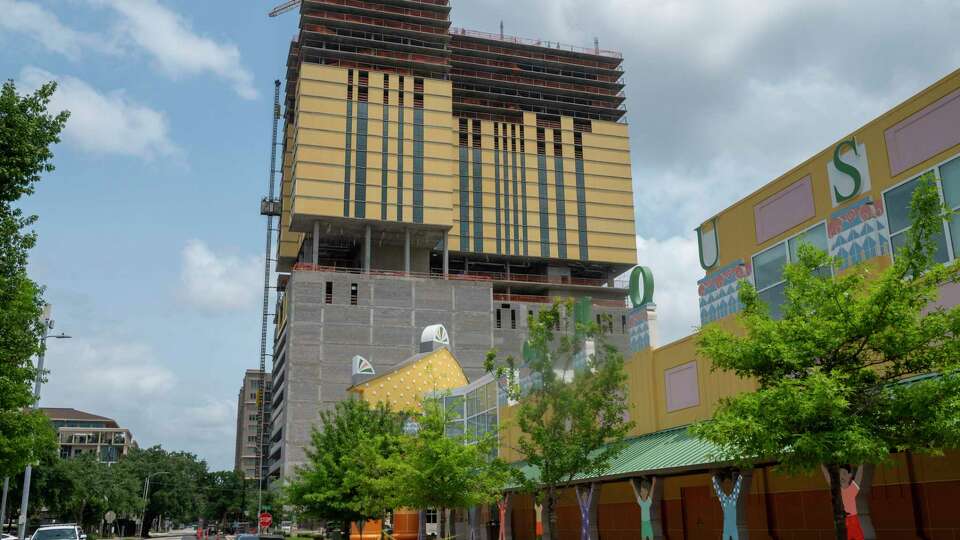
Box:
507 425 725 489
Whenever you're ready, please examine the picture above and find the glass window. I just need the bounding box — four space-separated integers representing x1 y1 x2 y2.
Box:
940 156 960 210
884 177 921 234
465 391 477 418
788 223 828 261
445 420 463 438
33 530 78 540
891 225 950 264
753 243 788 290
951 219 960 259
444 395 463 420
884 175 951 264
757 283 787 321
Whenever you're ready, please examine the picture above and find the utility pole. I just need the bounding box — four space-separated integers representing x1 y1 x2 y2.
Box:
138 472 168 538
1 477 9 534
17 306 71 540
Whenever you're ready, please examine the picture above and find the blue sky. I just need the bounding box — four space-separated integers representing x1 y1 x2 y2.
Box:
3 0 959 470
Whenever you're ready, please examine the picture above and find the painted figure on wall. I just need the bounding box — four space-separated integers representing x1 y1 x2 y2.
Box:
630 477 657 540
497 495 510 540
534 502 543 540
712 471 743 540
822 464 865 540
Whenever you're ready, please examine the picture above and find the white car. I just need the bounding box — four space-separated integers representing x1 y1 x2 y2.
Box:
29 525 86 540
2 533 19 540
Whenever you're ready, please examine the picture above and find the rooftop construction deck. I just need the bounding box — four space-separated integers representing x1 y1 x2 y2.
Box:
283 0 626 123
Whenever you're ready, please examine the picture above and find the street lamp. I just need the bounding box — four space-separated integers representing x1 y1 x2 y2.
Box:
138 472 169 538
16 307 72 540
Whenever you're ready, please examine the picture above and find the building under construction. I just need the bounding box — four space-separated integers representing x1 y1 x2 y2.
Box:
268 0 637 483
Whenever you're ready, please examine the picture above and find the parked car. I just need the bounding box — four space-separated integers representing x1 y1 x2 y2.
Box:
2 533 19 540
30 525 85 540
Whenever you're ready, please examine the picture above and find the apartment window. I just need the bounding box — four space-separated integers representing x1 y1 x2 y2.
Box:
248 414 257 421
752 222 829 319
510 309 516 330
621 315 627 334
249 392 256 400
350 283 358 305
495 309 502 329
883 156 959 264
247 436 256 442
325 281 333 304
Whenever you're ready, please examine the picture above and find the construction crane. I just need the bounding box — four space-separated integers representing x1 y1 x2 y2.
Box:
268 0 300 17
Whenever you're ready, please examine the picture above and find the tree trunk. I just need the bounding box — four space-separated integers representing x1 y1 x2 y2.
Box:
440 508 446 539
544 488 558 540
358 520 365 540
827 464 848 540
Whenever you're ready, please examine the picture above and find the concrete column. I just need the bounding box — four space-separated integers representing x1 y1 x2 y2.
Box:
443 230 449 278
312 221 320 266
364 224 371 274
404 228 411 275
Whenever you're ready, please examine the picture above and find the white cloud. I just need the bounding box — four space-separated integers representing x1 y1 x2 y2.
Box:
47 339 177 399
180 239 262 315
18 66 180 160
94 0 257 99
636 234 703 345
0 0 116 58
39 337 237 468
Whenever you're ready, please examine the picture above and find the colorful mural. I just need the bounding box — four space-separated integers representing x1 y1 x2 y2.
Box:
698 260 753 326
628 306 653 352
822 464 875 540
713 472 744 540
575 483 598 540
827 197 888 271
630 477 659 540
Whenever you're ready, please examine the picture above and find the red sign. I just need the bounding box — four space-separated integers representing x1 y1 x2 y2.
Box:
259 513 273 528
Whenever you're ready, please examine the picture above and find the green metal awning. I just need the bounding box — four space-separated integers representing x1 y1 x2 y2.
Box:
507 426 725 490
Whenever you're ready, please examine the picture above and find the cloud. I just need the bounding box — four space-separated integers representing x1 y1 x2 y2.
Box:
42 339 177 402
0 0 116 58
636 235 703 344
453 0 960 237
93 0 257 99
18 66 180 160
39 337 237 468
180 239 262 315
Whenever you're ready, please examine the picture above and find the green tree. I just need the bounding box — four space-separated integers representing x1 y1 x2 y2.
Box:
286 398 404 537
390 395 511 538
0 78 68 477
691 173 960 540
485 301 633 540
121 446 210 536
203 471 247 528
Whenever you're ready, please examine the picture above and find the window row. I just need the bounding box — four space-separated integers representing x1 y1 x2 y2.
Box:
751 153 960 319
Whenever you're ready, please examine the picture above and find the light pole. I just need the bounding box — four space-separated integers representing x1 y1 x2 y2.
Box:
138 472 169 538
16 306 71 540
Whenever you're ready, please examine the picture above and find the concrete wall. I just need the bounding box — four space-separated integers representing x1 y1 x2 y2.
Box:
275 270 495 477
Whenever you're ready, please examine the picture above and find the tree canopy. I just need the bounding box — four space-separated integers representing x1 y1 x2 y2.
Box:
285 398 405 535
0 78 68 477
691 173 960 540
389 395 511 538
485 300 633 540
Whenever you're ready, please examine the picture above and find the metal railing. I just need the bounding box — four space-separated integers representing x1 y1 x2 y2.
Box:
493 293 626 308
450 27 623 59
291 263 622 288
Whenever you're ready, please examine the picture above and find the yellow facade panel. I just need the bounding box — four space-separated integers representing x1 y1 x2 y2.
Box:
293 197 343 218
296 129 348 149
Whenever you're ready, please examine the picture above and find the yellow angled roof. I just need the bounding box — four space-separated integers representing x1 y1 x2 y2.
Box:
349 347 468 412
